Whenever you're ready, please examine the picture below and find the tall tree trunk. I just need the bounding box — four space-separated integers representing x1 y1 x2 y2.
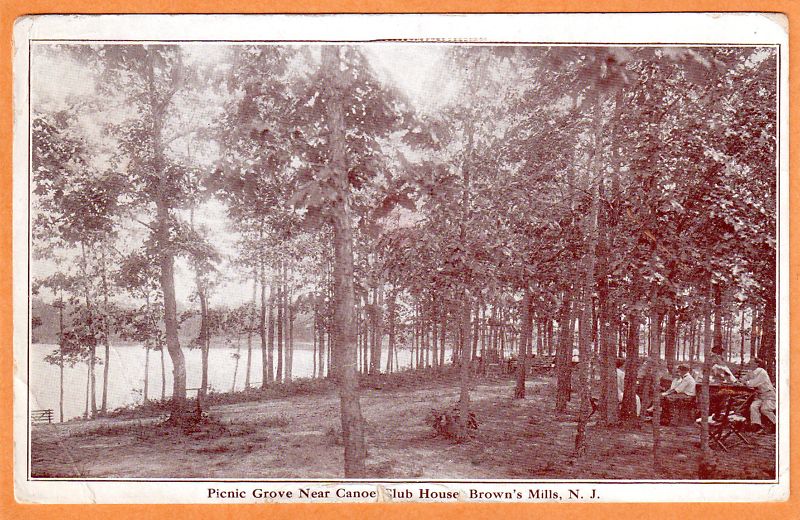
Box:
57 298 64 422
322 46 366 477
597 263 617 424
759 281 776 380
319 314 326 378
681 323 688 361
245 274 256 388
386 292 396 373
620 313 640 421
431 303 439 371
457 295 472 441
599 83 626 426
439 307 447 369
312 308 318 378
267 280 275 384
370 284 383 375
84 361 90 419
153 151 186 415
535 319 542 357
739 308 747 372
713 283 724 354
619 321 626 358
592 313 598 360
471 299 480 365
698 290 714 478
360 301 368 373
142 290 160 402
395 338 400 371
427 313 433 368
555 289 574 412
665 306 677 372
232 334 241 392
99 246 111 415
499 310 506 361
79 242 97 418
287 294 294 382
143 344 150 402
284 264 293 382
575 92 605 456
412 303 419 369
490 305 498 362
198 289 209 400
749 307 759 360
331 188 368 475
276 265 284 384
422 315 429 369
156 207 187 414
147 49 187 417
160 345 166 401
480 304 487 368
725 319 733 360
327 330 332 377
649 304 664 472
575 287 594 458
417 304 428 368
368 287 376 374
514 287 533 399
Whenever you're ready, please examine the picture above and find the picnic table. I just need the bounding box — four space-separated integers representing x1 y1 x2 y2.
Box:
702 383 757 451
707 382 756 414
645 379 756 430
504 355 559 375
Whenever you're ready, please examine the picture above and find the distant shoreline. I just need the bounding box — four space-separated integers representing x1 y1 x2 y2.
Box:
30 341 409 351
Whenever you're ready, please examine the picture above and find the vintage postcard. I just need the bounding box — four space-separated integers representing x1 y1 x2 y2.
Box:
11 12 789 504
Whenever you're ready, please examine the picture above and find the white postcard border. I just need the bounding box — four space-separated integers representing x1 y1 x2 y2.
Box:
12 13 790 504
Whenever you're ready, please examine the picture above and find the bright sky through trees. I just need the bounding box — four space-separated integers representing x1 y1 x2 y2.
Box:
30 43 449 307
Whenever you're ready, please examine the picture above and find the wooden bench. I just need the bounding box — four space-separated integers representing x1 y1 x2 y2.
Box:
31 409 53 424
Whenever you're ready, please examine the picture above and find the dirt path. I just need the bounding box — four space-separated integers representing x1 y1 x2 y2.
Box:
30 375 775 480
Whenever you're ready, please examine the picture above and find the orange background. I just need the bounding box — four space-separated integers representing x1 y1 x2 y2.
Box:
0 2 795 519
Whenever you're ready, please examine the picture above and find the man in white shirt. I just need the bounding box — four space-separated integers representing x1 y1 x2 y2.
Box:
743 358 776 433
663 364 697 398
659 364 696 425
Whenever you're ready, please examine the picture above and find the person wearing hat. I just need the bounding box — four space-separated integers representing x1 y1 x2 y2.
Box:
709 346 737 383
710 351 736 383
743 358 776 433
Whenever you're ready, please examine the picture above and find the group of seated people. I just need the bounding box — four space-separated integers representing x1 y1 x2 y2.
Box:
614 352 776 433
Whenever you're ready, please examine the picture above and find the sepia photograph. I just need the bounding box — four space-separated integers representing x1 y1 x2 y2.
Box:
12 13 788 503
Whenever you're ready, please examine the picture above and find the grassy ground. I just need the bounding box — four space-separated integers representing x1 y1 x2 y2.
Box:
30 372 775 480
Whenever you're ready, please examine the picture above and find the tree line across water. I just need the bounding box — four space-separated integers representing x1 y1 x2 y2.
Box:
31 45 777 476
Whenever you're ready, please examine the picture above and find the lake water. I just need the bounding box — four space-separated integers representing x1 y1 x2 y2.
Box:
28 342 424 421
